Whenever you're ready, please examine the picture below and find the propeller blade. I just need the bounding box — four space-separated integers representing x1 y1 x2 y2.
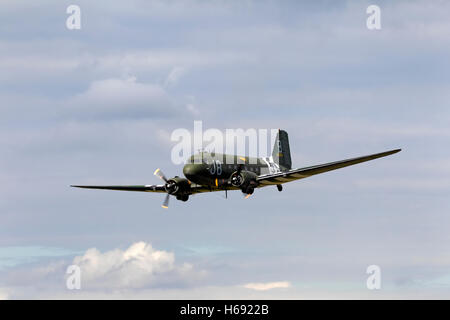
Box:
244 193 252 199
161 193 170 209
154 168 168 182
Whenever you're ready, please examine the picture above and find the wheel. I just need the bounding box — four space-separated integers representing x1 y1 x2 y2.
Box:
277 184 283 192
245 187 254 195
176 194 189 202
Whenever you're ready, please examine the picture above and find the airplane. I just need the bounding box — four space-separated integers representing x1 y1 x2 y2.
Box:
71 130 401 208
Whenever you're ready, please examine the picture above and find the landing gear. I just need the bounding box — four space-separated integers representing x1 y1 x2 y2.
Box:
277 184 283 192
242 186 254 195
176 194 189 202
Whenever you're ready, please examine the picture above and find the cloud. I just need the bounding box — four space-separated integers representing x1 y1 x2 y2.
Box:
165 66 188 87
0 47 251 86
67 77 176 119
0 246 81 270
0 242 207 298
71 242 204 289
242 281 291 291
0 288 9 300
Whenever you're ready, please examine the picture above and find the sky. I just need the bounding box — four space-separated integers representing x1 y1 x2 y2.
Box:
0 0 450 299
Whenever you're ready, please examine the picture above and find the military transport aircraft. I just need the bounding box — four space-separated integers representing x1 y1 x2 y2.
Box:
72 130 401 208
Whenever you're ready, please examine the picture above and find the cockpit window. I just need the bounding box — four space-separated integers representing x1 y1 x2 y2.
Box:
185 154 209 164
185 156 195 164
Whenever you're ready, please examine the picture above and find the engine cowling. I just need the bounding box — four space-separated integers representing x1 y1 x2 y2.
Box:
230 170 258 193
164 177 190 195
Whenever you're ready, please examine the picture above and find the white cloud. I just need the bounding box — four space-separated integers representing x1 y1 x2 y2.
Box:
242 281 291 291
0 288 9 300
71 242 204 289
0 242 207 298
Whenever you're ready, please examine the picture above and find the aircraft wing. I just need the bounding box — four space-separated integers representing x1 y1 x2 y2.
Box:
188 184 240 194
257 149 401 186
71 184 166 192
71 183 238 195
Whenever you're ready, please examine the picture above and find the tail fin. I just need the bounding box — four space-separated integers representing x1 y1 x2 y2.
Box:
272 129 292 170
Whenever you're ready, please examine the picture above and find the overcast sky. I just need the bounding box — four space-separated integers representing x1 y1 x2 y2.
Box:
1 0 450 299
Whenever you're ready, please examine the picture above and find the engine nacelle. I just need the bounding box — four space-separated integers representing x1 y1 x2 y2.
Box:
230 170 258 193
165 177 190 195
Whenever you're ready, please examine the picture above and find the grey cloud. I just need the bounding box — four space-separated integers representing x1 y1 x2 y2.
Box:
66 77 176 120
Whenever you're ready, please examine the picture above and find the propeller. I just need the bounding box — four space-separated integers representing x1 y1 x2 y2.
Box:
154 168 168 182
154 168 170 209
162 193 170 209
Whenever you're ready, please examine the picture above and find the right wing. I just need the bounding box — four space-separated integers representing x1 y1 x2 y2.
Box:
257 149 401 186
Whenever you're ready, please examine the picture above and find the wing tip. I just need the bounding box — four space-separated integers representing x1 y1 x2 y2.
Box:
376 148 401 158
71 185 91 189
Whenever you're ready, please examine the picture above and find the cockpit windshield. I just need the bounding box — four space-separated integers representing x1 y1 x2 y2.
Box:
185 153 210 164
185 156 195 164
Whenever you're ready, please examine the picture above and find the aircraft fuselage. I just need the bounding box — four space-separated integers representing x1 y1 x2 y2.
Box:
182 152 280 187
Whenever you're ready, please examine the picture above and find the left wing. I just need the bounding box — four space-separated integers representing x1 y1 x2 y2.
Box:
70 183 235 194
257 149 401 186
71 185 166 192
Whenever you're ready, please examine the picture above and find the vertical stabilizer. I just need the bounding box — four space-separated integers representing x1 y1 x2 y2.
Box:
272 129 292 171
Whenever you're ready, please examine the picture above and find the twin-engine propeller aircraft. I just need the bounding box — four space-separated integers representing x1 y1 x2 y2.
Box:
71 130 401 208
